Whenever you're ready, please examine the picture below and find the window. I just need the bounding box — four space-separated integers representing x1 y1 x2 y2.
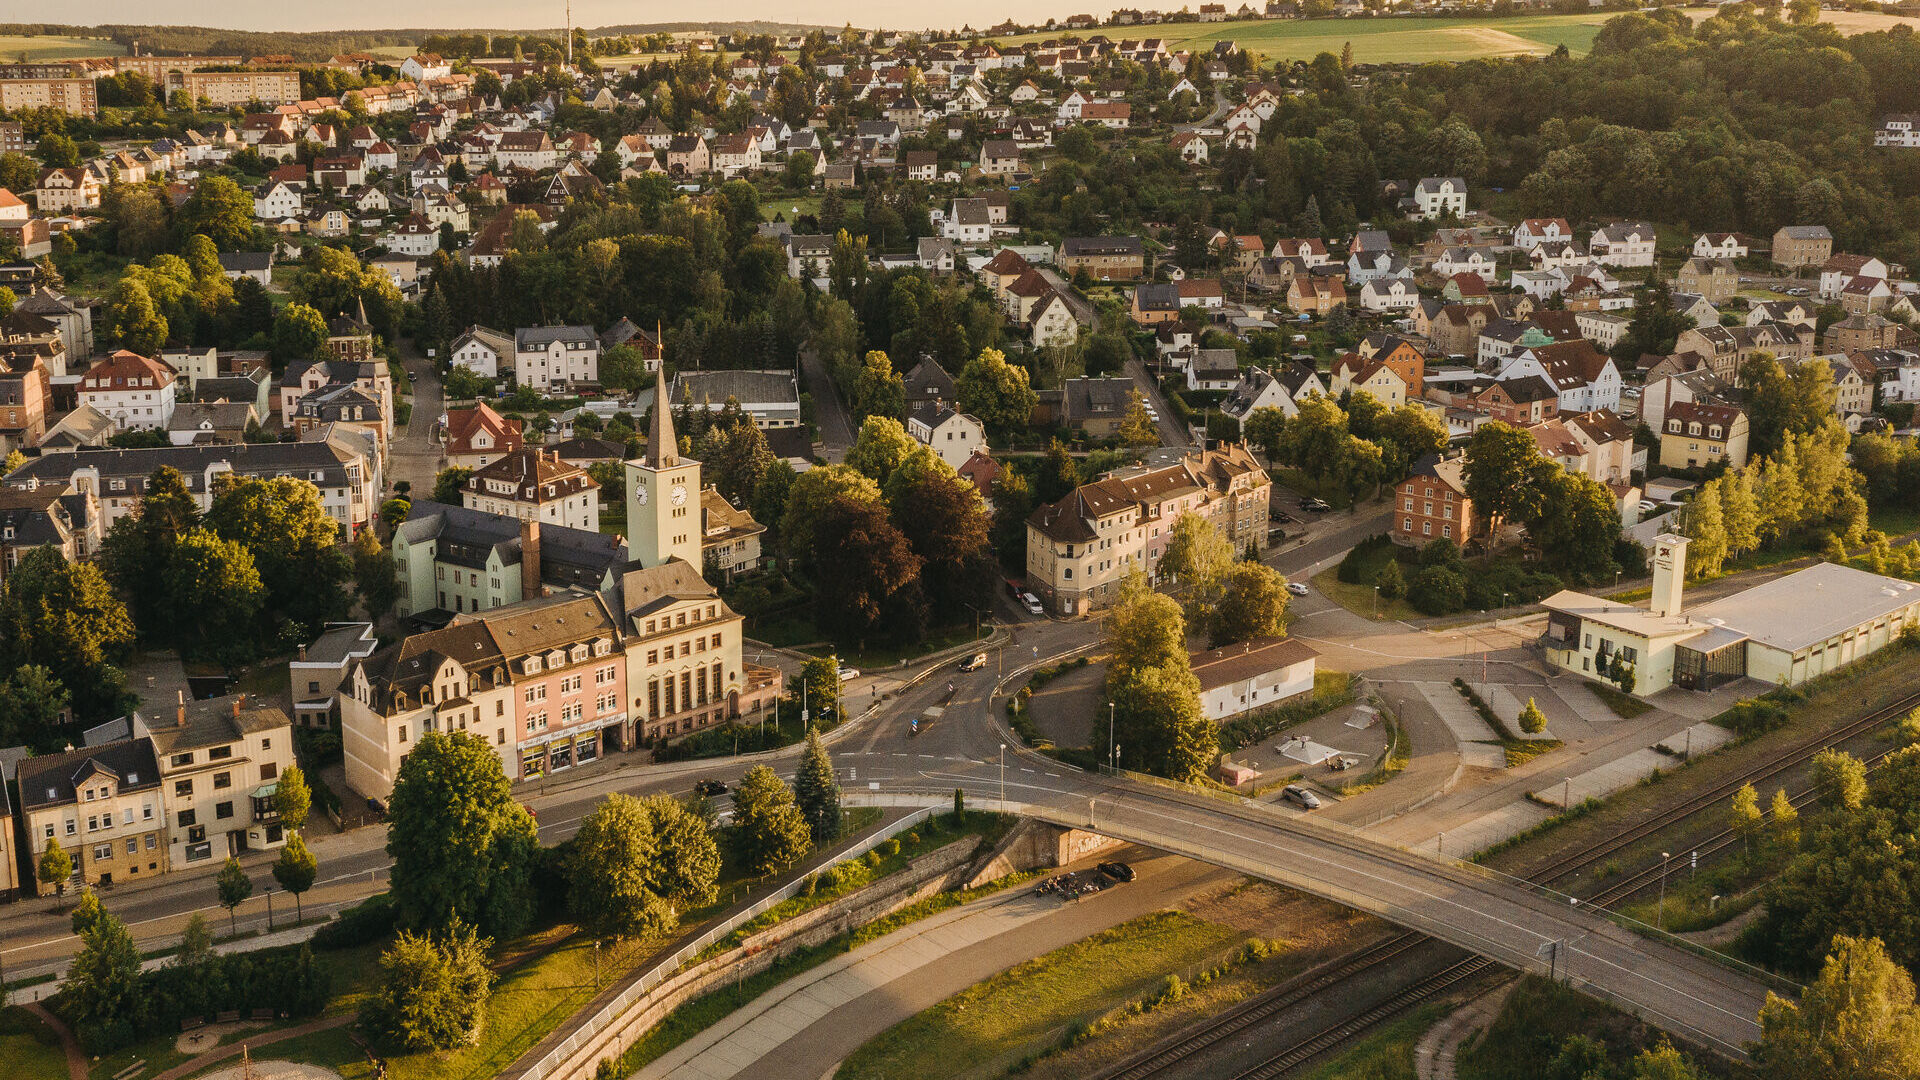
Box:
260 762 277 781
178 809 196 827
175 779 192 797
126 838 138 855
215 802 233 820
208 746 232 760
213 772 232 790
95 844 113 861
171 752 194 767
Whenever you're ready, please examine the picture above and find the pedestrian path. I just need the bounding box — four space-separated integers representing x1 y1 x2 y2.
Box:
1469 682 1554 741
1413 683 1505 769
1655 723 1732 759
1549 680 1630 728
1414 978 1517 1080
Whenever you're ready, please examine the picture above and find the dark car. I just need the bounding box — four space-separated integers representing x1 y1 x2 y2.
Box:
1098 861 1136 883
693 779 728 797
1300 498 1331 512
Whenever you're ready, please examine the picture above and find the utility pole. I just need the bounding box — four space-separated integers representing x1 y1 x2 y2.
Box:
566 0 574 68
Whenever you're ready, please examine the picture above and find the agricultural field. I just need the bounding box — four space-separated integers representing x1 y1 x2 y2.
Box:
0 34 124 61
955 7 1919 65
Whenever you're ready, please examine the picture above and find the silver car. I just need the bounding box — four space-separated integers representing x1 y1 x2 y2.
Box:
1282 785 1322 810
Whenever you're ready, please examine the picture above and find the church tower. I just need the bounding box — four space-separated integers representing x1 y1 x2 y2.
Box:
625 382 702 569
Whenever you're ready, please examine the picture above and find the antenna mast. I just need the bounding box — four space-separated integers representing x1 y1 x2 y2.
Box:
566 0 573 68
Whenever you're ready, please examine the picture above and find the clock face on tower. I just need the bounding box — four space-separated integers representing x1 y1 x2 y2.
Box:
671 484 688 506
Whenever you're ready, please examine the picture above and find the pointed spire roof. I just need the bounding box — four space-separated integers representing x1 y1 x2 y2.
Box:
648 326 677 469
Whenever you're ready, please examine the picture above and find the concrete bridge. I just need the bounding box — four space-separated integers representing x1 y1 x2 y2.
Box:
847 777 1784 1061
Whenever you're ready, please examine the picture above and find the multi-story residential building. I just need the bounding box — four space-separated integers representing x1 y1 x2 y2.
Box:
0 351 52 450
0 486 95 576
1025 444 1271 615
450 324 513 378
1219 363 1324 422
1391 454 1474 546
393 500 626 617
1589 222 1657 268
1675 257 1739 304
18 738 165 890
1059 236 1145 281
907 401 986 469
278 356 392 429
487 591 629 780
1659 400 1750 470
0 772 15 898
1692 232 1751 259
1772 225 1833 269
1410 177 1466 220
35 166 101 212
3 438 378 533
1512 218 1573 250
148 697 296 868
291 622 379 729
700 487 765 582
77 351 178 431
513 325 599 393
172 70 302 106
1875 114 1920 147
1495 340 1621 415
444 402 524 469
0 77 97 117
462 447 600 532
15 287 96 364
341 618 516 800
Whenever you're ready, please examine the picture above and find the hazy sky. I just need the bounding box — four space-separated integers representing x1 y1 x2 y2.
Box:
52 1 1059 33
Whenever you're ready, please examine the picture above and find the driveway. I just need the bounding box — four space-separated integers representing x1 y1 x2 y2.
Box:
798 343 854 459
1126 358 1190 447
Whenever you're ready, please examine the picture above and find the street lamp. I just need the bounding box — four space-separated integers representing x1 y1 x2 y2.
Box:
1658 851 1672 929
1372 585 1379 619
999 743 1007 806
1108 702 1117 773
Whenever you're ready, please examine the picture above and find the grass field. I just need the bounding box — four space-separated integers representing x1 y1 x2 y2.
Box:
837 909 1244 1080
957 7 1919 65
0 34 124 61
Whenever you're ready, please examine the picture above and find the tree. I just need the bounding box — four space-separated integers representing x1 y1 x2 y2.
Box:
1742 353 1836 459
362 922 494 1052
698 421 774 505
643 794 721 909
1157 513 1236 624
387 731 541 939
1755 936 1920 1080
1035 438 1081 505
568 793 669 938
1409 566 1467 615
37 838 72 895
811 496 925 646
273 833 318 921
274 765 312 831
1374 559 1406 601
65 908 142 1035
845 415 919 487
793 727 842 844
1110 661 1215 782
730 765 813 876
1528 467 1621 580
178 178 257 249
1731 782 1764 852
70 887 106 937
887 463 996 619
166 529 264 660
1770 787 1801 850
956 347 1039 434
1462 422 1542 537
272 302 329 362
0 664 71 748
1210 562 1291 647
352 530 400 623
1519 697 1548 735
0 547 136 719
215 856 253 936
850 349 906 423
1677 481 1728 578
175 912 214 969
1811 748 1868 812
99 466 199 634
206 476 351 635
106 277 168 355
433 466 474 505
796 655 841 724
1105 574 1189 684
780 464 883 564
1119 389 1159 446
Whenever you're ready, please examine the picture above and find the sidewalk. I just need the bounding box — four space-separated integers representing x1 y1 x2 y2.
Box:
637 853 1233 1080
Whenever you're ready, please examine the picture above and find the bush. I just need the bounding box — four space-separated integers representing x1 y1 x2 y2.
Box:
1410 566 1468 615
1374 560 1406 600
1717 698 1791 738
312 892 397 950
1337 534 1396 585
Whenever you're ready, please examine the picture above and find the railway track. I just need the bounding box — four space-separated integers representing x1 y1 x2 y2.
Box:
1106 687 1920 1080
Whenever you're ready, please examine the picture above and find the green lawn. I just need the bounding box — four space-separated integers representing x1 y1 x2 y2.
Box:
837 910 1244 1080
0 1007 70 1080
1313 568 1424 624
0 34 123 61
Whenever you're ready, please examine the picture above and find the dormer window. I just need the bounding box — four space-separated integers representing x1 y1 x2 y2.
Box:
524 657 542 674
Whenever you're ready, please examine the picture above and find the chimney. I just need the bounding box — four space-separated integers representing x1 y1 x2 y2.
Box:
522 517 542 602
297 644 308 661
177 705 186 727
1649 533 1690 618
232 697 242 718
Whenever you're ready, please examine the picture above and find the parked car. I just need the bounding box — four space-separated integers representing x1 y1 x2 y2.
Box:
1020 592 1045 615
1637 500 1658 514
1286 581 1310 597
1300 498 1331 512
1098 861 1136 883
837 666 859 681
693 779 727 797
959 652 988 672
1281 784 1322 810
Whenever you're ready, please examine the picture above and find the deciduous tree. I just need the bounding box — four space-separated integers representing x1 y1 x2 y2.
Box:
568 793 669 938
1755 935 1920 1080
273 834 318 921
387 731 541 939
956 347 1039 434
1211 562 1291 647
215 857 253 936
730 765 813 877
362 922 494 1052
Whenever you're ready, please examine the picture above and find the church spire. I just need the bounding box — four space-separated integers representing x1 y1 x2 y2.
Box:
648 323 677 468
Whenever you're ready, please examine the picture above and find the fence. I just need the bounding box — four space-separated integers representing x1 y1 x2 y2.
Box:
509 805 935 1080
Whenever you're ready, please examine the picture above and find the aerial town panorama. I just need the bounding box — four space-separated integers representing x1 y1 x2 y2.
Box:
0 3 1918 1079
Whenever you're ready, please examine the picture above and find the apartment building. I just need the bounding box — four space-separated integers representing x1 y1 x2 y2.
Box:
0 78 98 117
173 70 303 106
1390 454 1475 546
1026 444 1271 615
461 447 601 533
18 739 166 890
148 698 297 869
